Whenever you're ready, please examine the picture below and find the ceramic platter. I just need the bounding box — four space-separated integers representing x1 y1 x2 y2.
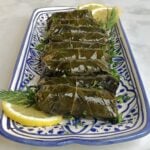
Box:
0 7 150 146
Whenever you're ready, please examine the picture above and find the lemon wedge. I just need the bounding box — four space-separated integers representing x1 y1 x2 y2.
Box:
79 3 120 24
2 101 63 127
92 7 113 23
78 3 106 10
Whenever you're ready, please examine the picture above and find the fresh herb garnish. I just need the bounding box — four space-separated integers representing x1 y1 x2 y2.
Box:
36 43 45 51
111 113 123 124
117 95 124 103
117 94 130 103
117 113 123 123
106 7 119 30
0 86 37 107
110 69 120 81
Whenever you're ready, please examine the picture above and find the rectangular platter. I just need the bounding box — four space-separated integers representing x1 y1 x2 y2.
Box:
0 7 150 146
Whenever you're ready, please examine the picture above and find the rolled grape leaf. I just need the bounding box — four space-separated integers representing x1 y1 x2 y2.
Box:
47 25 106 35
49 18 98 26
54 9 92 18
44 41 108 50
36 84 118 119
42 59 109 76
47 10 96 30
35 9 120 122
47 32 107 42
41 48 104 61
38 75 119 94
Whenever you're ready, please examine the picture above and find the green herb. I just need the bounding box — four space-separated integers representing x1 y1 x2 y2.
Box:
36 43 45 51
110 69 120 81
0 87 37 107
112 62 118 68
99 7 119 31
124 95 130 100
106 7 119 30
117 113 123 123
116 95 124 103
109 50 117 58
116 94 130 104
111 113 123 124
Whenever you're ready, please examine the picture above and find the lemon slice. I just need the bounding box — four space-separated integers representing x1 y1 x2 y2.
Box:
78 3 106 10
92 7 120 25
2 101 63 127
79 3 120 24
92 7 113 23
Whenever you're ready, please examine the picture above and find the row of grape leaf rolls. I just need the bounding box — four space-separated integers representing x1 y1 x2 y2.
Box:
36 9 120 121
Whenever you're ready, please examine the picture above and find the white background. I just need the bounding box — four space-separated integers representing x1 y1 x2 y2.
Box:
0 0 150 149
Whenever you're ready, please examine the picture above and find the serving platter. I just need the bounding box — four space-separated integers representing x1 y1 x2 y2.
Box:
0 7 150 146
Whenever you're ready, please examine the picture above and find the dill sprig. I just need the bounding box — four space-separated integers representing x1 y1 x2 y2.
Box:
111 113 123 124
36 43 45 51
106 7 119 30
0 87 37 107
110 68 120 81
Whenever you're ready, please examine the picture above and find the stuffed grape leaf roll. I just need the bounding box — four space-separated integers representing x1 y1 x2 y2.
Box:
36 9 120 122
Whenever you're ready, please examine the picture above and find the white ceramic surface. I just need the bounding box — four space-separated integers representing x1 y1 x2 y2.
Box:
0 0 150 150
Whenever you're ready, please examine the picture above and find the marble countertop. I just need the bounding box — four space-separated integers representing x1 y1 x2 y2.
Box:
0 0 150 149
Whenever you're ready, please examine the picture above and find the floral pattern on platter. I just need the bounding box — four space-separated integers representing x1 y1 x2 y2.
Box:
0 7 148 146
